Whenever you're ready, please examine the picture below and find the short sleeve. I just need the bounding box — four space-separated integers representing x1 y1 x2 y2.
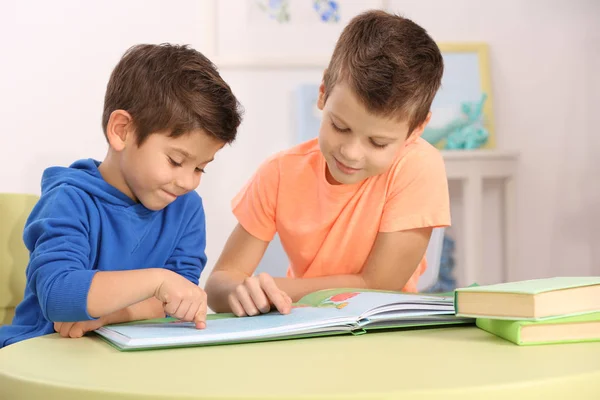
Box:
231 156 280 241
379 145 451 232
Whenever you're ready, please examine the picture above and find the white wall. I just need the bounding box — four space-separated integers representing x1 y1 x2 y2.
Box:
389 0 600 282
1 0 598 288
0 0 212 193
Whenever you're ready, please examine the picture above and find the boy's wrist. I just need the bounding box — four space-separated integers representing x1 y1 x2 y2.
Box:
152 268 171 296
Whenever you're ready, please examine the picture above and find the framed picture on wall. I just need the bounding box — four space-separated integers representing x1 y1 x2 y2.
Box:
293 43 495 149
426 43 496 149
210 0 385 65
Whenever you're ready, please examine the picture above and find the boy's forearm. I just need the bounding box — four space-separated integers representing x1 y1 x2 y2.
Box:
101 298 166 326
274 274 368 302
207 270 370 310
205 270 250 313
87 269 166 318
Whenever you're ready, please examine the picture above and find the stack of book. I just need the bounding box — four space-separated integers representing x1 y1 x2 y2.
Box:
454 277 600 345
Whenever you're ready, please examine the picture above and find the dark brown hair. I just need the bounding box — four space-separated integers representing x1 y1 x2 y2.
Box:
102 43 242 145
323 10 443 134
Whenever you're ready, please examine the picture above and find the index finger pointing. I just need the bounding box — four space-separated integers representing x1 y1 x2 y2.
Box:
194 303 207 329
259 275 291 315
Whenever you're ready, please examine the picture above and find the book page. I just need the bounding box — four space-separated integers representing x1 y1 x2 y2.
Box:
97 290 457 349
298 290 454 317
97 304 357 348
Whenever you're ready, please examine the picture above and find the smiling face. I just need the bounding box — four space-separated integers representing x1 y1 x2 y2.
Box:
117 129 224 210
99 110 224 211
317 80 429 185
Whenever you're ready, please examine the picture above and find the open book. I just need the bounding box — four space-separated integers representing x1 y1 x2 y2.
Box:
95 289 473 351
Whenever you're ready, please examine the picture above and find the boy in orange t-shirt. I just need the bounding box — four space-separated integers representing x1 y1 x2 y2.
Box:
205 10 450 316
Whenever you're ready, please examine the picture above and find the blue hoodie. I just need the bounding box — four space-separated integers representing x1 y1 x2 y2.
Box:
0 159 207 347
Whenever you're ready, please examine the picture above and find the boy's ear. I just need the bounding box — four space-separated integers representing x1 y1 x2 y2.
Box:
317 80 326 111
106 110 134 151
317 69 327 111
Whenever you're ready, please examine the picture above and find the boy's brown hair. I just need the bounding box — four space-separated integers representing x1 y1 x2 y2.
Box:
102 43 242 145
323 10 443 135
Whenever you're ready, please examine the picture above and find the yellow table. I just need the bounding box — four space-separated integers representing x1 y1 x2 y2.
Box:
1 326 599 399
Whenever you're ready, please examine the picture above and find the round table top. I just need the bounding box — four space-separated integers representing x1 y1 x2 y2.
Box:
1 326 600 399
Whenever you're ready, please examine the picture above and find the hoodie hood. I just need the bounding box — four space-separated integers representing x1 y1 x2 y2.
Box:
41 159 136 207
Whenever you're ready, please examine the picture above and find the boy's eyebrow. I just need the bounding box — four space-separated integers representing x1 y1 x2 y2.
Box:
330 112 397 141
329 112 350 128
171 148 193 158
370 134 397 141
171 147 214 164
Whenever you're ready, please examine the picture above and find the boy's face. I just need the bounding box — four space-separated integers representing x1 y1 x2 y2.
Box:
317 80 429 185
115 128 224 211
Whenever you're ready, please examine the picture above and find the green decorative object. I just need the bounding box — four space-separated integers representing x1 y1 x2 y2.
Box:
422 93 489 150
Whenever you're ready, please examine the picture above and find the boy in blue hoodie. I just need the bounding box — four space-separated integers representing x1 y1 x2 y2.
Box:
0 44 242 347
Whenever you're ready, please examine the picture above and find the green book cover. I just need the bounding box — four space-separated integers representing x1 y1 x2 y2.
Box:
456 277 600 295
476 312 600 346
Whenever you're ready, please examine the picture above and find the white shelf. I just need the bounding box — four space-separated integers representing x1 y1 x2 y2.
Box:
442 149 519 180
441 149 519 160
440 149 519 287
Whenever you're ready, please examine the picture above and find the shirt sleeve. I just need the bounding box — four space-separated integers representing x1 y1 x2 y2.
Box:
163 196 207 285
23 187 97 322
231 156 280 242
379 144 451 232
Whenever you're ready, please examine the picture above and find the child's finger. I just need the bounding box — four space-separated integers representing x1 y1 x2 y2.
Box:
173 300 192 320
183 301 200 323
194 302 207 329
69 324 85 339
260 275 290 314
228 293 247 317
163 298 182 316
59 322 75 338
245 278 270 313
235 285 260 316
279 295 292 314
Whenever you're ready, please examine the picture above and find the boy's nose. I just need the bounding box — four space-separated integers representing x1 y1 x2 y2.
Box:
339 140 362 163
175 173 199 193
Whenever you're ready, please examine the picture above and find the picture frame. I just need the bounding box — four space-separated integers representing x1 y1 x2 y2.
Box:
208 0 385 66
430 43 495 149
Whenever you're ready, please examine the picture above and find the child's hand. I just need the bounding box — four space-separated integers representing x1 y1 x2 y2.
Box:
154 270 207 329
54 319 106 338
228 272 292 317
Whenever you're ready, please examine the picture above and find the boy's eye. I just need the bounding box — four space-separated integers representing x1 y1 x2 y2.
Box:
330 121 350 133
168 157 183 167
195 167 206 173
370 139 388 149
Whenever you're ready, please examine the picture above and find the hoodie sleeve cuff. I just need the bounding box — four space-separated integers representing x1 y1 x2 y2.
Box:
45 270 98 322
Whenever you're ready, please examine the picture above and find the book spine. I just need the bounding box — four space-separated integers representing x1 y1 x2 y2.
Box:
476 318 522 345
453 291 459 314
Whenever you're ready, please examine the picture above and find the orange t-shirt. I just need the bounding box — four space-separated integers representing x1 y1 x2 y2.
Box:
232 137 450 292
